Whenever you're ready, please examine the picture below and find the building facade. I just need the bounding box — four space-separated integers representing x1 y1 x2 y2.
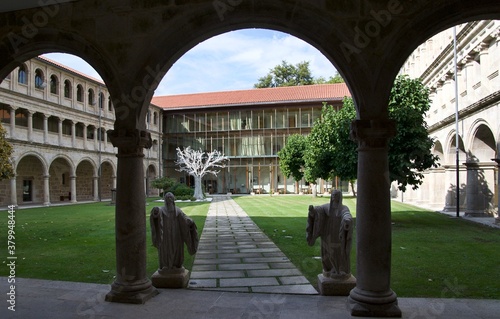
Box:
0 57 163 207
399 20 500 217
153 84 351 195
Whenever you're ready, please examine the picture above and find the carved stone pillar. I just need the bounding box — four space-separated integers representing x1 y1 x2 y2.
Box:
105 128 158 304
27 111 33 142
493 158 500 224
10 176 17 206
348 119 401 317
43 174 50 206
43 114 49 144
93 175 99 201
9 107 16 137
70 175 77 203
58 117 63 145
464 161 494 217
71 121 76 148
83 125 87 149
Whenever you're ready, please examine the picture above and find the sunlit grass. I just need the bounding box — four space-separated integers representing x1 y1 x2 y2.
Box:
234 195 500 299
1 195 499 299
0 198 209 284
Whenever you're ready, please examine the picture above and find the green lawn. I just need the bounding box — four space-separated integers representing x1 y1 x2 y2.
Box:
233 195 500 299
1 195 499 299
0 198 209 284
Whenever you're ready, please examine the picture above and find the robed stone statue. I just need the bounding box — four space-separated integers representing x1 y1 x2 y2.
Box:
150 192 199 288
307 190 356 295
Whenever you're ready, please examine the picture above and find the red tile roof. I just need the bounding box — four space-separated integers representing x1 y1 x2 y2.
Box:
152 84 351 110
37 56 105 85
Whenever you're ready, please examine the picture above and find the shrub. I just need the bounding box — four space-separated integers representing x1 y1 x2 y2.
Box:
170 183 194 198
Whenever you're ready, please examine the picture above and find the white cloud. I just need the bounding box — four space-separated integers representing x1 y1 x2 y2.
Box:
44 29 337 96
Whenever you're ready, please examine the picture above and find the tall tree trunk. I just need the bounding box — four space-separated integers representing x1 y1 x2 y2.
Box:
194 175 204 200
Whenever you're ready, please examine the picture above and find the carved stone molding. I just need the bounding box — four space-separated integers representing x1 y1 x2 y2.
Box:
350 119 396 150
108 129 152 157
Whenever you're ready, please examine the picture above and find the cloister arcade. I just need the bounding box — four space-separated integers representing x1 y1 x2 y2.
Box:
1 1 499 317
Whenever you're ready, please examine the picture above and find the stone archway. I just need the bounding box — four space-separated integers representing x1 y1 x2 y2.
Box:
15 154 47 205
465 123 497 216
49 157 73 203
76 160 96 202
146 164 157 197
99 161 115 200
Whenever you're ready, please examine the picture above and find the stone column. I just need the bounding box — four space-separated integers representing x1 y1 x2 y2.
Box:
83 125 87 149
348 119 401 317
493 158 500 224
105 129 158 304
43 115 49 144
70 175 77 203
27 111 33 142
71 121 76 148
58 117 63 145
43 174 50 206
9 107 16 137
93 175 99 201
464 161 493 217
10 176 17 207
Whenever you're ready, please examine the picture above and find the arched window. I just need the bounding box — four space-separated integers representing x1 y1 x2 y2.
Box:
50 75 58 94
88 88 95 106
64 80 72 98
108 97 113 112
34 69 44 89
76 84 83 102
146 111 150 123
18 65 27 84
153 112 158 125
98 92 105 109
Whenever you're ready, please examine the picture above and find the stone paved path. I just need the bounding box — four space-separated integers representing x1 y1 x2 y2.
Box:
188 195 318 294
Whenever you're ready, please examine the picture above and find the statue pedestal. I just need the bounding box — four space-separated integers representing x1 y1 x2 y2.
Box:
152 267 190 288
317 274 356 296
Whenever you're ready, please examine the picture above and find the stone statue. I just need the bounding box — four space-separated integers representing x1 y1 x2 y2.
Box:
150 192 198 288
307 190 355 295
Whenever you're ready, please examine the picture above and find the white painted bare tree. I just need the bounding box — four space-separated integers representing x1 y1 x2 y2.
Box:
175 147 229 200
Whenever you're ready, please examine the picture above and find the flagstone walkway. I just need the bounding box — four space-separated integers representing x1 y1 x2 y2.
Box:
188 195 318 294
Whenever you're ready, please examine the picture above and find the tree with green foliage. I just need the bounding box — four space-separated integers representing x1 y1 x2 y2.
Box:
277 134 307 193
314 72 345 84
254 60 314 88
303 100 357 194
0 124 14 180
151 176 176 195
305 75 439 192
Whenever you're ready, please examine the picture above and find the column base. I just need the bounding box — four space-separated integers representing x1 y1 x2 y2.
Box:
105 278 158 304
151 267 190 288
317 274 356 296
464 211 491 217
348 287 402 317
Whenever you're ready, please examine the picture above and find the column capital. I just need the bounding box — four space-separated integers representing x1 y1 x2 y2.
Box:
350 119 396 150
109 129 152 157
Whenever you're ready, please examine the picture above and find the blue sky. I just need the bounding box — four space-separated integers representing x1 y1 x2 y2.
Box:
43 29 337 96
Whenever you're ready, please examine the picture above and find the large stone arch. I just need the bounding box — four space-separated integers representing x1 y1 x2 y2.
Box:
48 156 74 203
468 121 497 162
99 160 116 200
14 153 48 205
145 163 158 197
76 159 97 202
